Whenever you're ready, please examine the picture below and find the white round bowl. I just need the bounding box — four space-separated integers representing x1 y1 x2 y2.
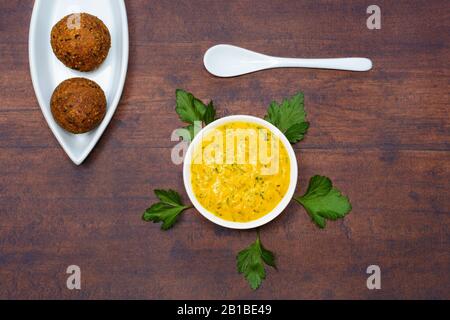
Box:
183 115 298 229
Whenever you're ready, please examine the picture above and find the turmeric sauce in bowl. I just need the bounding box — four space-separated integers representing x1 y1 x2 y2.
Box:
183 115 297 229
191 121 290 222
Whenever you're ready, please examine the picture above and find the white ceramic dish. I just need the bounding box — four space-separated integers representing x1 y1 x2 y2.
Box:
183 115 298 229
29 0 129 165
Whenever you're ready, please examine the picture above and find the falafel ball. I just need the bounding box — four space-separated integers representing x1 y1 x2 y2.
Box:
51 13 111 71
51 78 107 134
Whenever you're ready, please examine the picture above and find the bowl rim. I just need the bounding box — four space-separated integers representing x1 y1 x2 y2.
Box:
183 115 298 229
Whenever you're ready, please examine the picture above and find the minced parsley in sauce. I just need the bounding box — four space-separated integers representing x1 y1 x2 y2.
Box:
191 121 290 222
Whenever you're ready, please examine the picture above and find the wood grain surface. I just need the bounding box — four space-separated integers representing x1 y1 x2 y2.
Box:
0 0 449 299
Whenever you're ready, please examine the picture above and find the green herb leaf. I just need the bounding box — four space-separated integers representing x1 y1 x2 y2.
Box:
193 98 207 118
203 101 216 125
264 92 309 143
154 189 183 206
237 233 276 290
175 89 217 139
175 89 218 125
294 175 352 228
142 189 191 230
175 89 206 124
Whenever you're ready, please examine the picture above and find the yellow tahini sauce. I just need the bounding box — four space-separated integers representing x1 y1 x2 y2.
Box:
190 121 290 222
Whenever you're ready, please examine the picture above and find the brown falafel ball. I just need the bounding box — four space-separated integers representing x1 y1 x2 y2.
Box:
51 13 111 72
51 78 107 134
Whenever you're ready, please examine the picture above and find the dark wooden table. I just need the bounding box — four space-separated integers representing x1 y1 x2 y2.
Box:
0 0 448 299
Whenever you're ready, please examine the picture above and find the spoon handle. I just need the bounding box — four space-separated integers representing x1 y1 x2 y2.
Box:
273 57 372 72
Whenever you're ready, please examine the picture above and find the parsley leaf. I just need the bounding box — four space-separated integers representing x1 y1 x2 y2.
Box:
175 89 216 140
237 233 276 290
294 175 352 228
264 92 309 143
175 89 206 123
203 101 216 125
142 189 191 230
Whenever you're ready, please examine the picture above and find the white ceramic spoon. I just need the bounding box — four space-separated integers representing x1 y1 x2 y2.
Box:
204 44 372 77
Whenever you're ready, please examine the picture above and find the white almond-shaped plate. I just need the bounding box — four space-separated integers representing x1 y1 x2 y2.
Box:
29 0 129 165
